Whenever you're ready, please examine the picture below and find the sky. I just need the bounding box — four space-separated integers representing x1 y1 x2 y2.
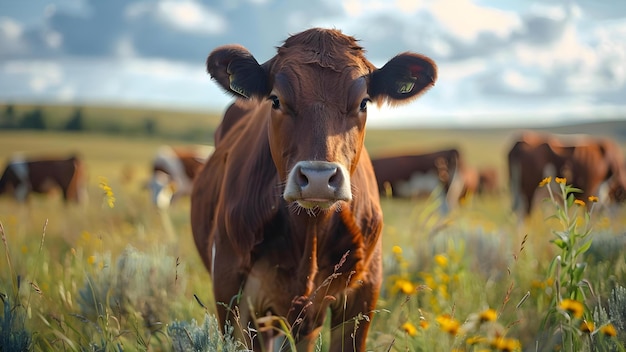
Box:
1 0 626 128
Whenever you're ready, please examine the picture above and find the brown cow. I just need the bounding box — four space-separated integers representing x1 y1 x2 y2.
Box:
477 166 500 194
371 149 464 212
458 165 501 199
191 28 437 351
148 145 213 209
508 131 626 216
0 154 86 203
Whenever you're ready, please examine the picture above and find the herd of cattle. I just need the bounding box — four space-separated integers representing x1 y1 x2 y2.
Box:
2 130 624 217
2 28 626 351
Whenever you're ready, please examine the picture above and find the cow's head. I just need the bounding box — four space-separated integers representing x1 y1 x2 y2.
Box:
207 28 436 211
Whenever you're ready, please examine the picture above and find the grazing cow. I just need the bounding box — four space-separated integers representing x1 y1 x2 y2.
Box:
459 165 501 199
148 145 213 209
477 166 500 194
0 154 86 203
371 149 464 212
508 131 626 216
191 28 437 351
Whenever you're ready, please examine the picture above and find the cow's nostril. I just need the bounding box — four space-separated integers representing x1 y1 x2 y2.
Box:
328 169 339 188
297 166 309 187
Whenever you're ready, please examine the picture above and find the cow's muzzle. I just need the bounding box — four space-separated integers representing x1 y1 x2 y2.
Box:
283 161 352 209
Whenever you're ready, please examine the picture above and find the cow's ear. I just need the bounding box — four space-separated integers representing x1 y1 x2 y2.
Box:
369 53 437 106
206 45 271 99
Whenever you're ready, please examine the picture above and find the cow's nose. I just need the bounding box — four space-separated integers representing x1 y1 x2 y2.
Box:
284 161 352 207
295 163 338 189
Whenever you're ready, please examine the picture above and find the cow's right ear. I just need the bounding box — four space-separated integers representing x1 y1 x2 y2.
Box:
206 45 270 100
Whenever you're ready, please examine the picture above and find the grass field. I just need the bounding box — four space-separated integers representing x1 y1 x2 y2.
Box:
1 122 626 351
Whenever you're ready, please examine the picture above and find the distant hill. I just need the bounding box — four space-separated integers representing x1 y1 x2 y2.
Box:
1 103 624 143
536 120 626 141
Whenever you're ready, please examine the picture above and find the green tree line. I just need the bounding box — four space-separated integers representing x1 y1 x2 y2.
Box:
0 104 159 136
0 104 212 141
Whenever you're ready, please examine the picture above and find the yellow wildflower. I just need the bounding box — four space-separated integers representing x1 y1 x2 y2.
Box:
392 245 403 255
580 320 595 333
574 199 585 206
21 245 28 254
419 320 429 329
98 176 116 208
434 254 448 268
395 279 415 295
588 195 599 203
436 314 461 336
401 322 418 336
559 299 584 319
539 177 552 187
491 337 522 351
87 255 96 265
555 177 566 184
479 308 498 323
600 323 617 337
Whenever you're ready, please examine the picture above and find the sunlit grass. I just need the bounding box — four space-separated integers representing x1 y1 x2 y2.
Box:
1 131 626 351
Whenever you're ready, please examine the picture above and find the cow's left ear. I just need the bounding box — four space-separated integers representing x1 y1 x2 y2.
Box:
369 53 437 106
206 45 271 100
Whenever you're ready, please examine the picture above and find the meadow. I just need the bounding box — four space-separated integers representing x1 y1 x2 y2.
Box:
1 118 626 351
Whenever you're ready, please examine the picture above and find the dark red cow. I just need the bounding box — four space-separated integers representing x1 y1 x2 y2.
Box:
508 131 626 216
371 149 463 212
191 28 437 351
0 154 86 203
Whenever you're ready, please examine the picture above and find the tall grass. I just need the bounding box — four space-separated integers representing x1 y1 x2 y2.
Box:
1 176 625 351
1 130 626 351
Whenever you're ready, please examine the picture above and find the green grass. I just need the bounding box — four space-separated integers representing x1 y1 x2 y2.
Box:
1 129 625 351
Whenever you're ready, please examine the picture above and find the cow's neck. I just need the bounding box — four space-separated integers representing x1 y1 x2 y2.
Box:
285 207 364 298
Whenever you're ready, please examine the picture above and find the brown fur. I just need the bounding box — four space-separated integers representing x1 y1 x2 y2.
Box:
193 28 436 351
371 149 461 197
508 131 626 216
0 155 85 203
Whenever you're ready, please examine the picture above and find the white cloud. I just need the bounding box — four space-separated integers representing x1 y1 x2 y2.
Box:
4 61 64 92
44 29 63 49
501 69 544 94
0 58 230 110
0 17 23 39
156 1 227 35
125 2 153 19
1 0 626 128
430 0 522 42
115 36 137 58
125 1 227 35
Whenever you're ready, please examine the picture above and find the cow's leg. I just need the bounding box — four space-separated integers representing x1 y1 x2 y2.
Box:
210 243 255 349
328 281 378 352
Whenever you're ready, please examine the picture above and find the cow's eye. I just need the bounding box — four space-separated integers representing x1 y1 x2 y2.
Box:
269 95 281 110
359 98 371 112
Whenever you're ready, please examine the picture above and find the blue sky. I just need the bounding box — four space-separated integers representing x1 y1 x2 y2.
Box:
1 0 625 127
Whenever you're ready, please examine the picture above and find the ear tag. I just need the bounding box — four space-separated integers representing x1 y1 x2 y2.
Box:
396 81 415 94
229 76 249 98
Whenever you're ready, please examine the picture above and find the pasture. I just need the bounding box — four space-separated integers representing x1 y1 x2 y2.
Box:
1 123 626 351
